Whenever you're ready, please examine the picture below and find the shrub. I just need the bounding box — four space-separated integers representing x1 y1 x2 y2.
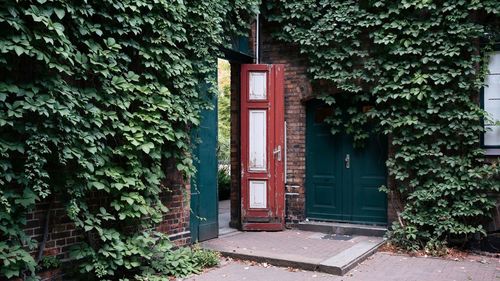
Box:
218 167 231 200
148 246 220 278
192 246 220 268
37 256 61 272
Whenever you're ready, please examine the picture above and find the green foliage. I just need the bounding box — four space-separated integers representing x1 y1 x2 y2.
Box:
265 0 500 251
37 255 61 271
218 167 231 200
147 246 220 278
192 246 220 268
0 0 258 279
0 242 37 280
217 59 231 200
218 59 231 166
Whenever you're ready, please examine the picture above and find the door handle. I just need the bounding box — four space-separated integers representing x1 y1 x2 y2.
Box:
345 154 350 169
273 145 282 162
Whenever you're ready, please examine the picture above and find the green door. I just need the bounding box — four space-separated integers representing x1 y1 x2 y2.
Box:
306 100 387 224
191 95 218 242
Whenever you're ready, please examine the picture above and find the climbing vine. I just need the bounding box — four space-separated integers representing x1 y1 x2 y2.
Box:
0 0 258 280
265 0 500 251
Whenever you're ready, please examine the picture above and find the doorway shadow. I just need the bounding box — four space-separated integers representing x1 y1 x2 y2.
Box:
219 200 237 235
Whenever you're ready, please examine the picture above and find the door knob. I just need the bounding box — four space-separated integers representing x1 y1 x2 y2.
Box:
345 154 350 169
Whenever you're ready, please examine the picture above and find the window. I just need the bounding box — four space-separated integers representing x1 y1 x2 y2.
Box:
482 50 500 154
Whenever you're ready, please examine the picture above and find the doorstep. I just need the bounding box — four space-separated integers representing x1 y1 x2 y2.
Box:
201 230 385 276
297 220 388 237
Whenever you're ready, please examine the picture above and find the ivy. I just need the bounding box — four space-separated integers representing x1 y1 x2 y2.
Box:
0 0 258 280
265 0 499 251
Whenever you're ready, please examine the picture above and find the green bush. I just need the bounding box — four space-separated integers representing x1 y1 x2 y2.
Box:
151 247 201 278
192 246 220 268
218 167 231 200
149 246 220 278
37 256 61 271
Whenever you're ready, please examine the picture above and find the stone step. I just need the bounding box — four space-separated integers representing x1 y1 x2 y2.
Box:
318 239 384 275
297 221 387 237
201 230 386 276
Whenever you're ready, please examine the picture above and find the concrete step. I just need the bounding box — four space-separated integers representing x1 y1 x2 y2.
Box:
201 230 386 276
297 221 387 237
318 239 384 275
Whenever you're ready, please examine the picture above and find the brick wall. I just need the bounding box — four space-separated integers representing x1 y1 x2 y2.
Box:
230 62 242 229
156 163 192 245
259 22 312 223
27 199 81 261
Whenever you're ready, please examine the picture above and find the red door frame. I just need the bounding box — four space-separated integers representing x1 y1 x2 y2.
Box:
240 64 285 231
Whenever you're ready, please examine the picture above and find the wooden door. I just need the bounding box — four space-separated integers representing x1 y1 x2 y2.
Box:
240 64 285 231
190 92 218 242
306 100 387 224
305 101 345 221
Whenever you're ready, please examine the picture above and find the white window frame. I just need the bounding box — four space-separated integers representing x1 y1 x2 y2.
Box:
482 47 500 155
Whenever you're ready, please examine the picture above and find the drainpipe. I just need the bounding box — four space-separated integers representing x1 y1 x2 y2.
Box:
256 12 260 64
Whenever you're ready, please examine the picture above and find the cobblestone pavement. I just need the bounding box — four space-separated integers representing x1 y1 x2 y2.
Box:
185 252 500 281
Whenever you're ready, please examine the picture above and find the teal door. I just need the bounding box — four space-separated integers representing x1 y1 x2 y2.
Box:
190 95 218 242
306 100 387 224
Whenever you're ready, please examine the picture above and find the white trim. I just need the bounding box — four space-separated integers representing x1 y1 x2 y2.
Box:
484 148 500 155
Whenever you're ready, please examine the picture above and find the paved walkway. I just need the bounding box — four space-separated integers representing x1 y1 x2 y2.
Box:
186 253 500 281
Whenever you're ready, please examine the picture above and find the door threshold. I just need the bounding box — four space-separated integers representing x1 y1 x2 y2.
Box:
296 220 387 237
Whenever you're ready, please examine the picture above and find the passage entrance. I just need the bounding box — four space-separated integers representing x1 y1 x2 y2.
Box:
305 100 387 224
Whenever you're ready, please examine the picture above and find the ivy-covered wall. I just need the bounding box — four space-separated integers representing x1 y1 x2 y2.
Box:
263 0 499 252
0 0 258 280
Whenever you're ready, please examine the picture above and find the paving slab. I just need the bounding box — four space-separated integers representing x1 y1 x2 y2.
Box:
185 259 334 281
201 230 384 275
348 252 500 281
185 253 500 281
